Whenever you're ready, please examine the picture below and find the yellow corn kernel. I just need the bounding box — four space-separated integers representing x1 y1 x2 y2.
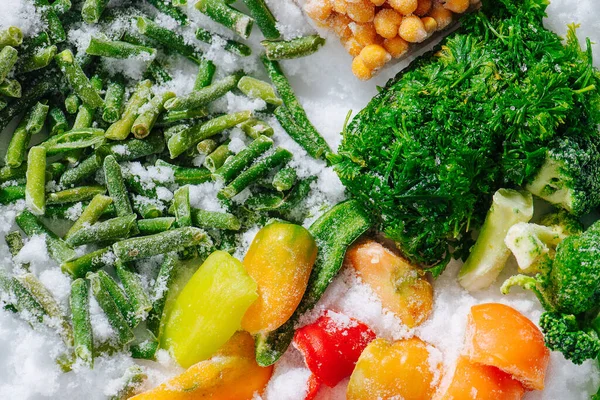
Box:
388 0 418 16
373 9 403 39
352 56 373 80
422 16 437 33
333 0 348 14
304 0 333 22
383 36 410 58
442 0 469 13
428 1 453 30
343 36 364 56
370 0 386 5
346 0 375 23
359 44 391 70
414 0 432 16
350 22 377 46
398 15 428 43
330 13 353 39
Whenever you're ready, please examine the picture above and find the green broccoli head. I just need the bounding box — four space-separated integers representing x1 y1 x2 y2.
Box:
539 312 600 365
526 136 600 216
503 220 600 315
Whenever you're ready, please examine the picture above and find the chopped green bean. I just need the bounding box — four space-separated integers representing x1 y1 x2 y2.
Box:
0 79 22 98
87 36 156 59
146 0 188 26
6 102 49 168
52 0 72 15
214 135 273 183
0 46 18 82
242 0 280 39
103 155 134 217
158 108 207 126
103 76 126 123
0 269 44 323
0 184 25 204
129 328 158 360
65 194 113 239
237 76 282 106
115 261 152 323
196 138 218 155
204 142 231 172
263 57 331 159
17 273 73 346
88 272 135 346
61 247 113 278
191 208 241 231
100 132 165 161
172 186 192 229
262 35 325 60
48 106 68 136
272 167 297 191
195 28 252 57
136 17 202 64
131 91 175 139
105 80 152 140
26 102 50 135
165 72 243 111
5 231 25 258
240 118 274 139
218 147 292 200
65 93 81 114
112 227 207 262
70 278 94 367
0 27 23 48
167 110 251 158
155 160 212 185
34 0 66 43
193 58 216 90
59 154 101 187
16 45 57 74
137 217 175 235
195 0 254 39
41 128 105 155
132 197 163 219
67 214 137 247
147 253 179 336
47 185 106 205
25 146 46 215
46 162 66 182
0 76 57 132
55 50 103 108
16 210 77 263
81 0 110 23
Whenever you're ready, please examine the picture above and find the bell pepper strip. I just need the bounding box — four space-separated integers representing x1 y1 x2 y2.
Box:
293 311 376 388
305 374 321 400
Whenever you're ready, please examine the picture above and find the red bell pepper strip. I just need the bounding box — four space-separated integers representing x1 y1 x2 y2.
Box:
293 311 376 388
305 374 321 400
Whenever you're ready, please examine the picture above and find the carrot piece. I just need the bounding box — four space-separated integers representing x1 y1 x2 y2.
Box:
131 332 273 400
464 303 550 390
345 240 433 327
435 356 525 400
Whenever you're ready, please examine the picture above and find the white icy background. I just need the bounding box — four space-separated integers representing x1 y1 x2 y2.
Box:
0 0 599 398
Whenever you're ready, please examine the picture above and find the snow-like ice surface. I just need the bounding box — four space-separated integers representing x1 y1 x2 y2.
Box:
0 0 599 398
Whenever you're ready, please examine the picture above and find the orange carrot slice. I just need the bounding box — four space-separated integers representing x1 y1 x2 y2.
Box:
464 303 550 390
345 240 433 327
435 356 525 400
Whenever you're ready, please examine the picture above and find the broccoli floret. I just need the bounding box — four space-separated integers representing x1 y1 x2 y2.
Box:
458 189 533 291
526 136 600 216
504 210 583 274
503 219 600 314
539 312 600 365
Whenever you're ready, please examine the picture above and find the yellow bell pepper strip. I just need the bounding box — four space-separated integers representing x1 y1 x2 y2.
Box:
132 331 272 400
241 222 317 334
160 250 258 368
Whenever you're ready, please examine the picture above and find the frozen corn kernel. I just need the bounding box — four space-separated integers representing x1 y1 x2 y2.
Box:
388 0 418 15
429 1 454 30
370 0 387 5
374 9 403 39
383 36 410 58
399 15 428 43
347 0 375 23
330 13 353 39
442 0 469 13
350 22 378 46
352 56 373 80
422 16 438 33
414 0 432 16
343 36 364 56
359 44 391 70
333 0 348 14
304 0 334 22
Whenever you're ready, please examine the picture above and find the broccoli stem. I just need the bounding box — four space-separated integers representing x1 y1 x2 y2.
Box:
458 189 533 291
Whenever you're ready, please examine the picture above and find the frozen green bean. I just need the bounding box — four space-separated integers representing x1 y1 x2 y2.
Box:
195 28 251 57
61 247 113 278
70 278 94 367
86 36 156 59
115 261 152 323
82 0 110 23
55 50 103 108
214 135 273 183
66 214 137 247
155 160 212 185
137 217 175 235
41 128 105 155
242 0 280 39
0 185 26 204
0 46 18 82
16 210 77 263
195 0 254 39
103 155 133 217
136 17 202 64
262 35 325 60
65 194 113 239
0 27 23 48
25 146 46 215
131 91 175 139
59 154 101 187
47 185 106 205
105 80 152 140
103 76 125 123
240 118 274 139
204 142 231 172
164 72 243 111
272 167 297 191
191 208 241 231
48 106 68 136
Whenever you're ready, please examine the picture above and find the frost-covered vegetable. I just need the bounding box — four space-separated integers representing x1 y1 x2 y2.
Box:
241 222 317 334
458 189 533 291
160 250 258 368
334 0 600 276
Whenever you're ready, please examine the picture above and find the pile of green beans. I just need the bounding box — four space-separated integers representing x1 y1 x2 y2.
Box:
0 0 331 393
